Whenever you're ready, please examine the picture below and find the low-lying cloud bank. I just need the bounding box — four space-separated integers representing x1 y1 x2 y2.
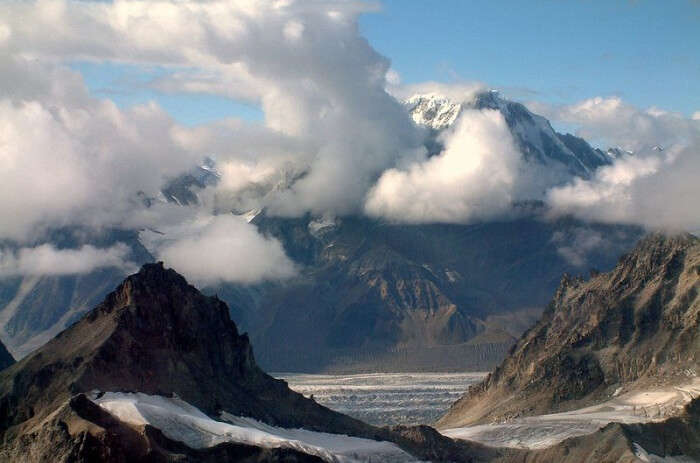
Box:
0 244 135 277
152 215 296 286
0 0 698 280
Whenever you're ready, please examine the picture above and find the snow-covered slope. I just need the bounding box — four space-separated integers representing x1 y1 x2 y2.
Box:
405 94 462 130
92 392 413 463
442 378 700 450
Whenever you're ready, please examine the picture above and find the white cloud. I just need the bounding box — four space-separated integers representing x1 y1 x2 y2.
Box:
154 214 296 286
546 143 700 231
528 96 698 151
0 243 135 277
0 0 698 276
365 109 529 223
0 0 426 219
539 97 700 231
0 55 201 241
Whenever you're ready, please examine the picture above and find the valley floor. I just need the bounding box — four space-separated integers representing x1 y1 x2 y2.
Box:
278 372 487 426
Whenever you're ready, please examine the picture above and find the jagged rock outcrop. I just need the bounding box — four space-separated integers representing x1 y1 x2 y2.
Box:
0 227 152 359
439 233 700 428
0 263 385 460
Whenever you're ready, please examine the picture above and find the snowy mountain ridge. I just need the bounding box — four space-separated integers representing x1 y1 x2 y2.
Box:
406 91 613 179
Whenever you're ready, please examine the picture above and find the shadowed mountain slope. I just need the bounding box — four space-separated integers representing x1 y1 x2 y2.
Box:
0 263 386 458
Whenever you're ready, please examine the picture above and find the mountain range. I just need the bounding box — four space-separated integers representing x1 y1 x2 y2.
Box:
1 238 698 462
0 91 644 372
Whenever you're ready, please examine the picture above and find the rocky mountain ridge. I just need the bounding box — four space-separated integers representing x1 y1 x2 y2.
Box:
0 263 393 460
438 233 700 428
216 214 642 373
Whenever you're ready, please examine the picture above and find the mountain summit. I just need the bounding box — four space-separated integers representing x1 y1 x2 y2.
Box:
0 263 391 461
406 90 611 178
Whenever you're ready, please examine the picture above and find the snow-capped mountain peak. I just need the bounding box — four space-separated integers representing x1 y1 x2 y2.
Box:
405 91 612 179
404 93 463 130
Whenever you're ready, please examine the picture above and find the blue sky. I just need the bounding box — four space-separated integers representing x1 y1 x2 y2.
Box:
74 0 700 126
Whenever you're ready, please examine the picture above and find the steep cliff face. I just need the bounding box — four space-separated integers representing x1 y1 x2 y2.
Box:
439 233 700 428
0 263 381 460
0 340 13 371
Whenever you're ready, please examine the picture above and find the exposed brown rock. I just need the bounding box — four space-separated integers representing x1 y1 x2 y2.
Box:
438 233 700 428
0 263 384 460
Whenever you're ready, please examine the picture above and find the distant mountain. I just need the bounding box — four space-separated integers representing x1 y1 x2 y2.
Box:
0 263 411 461
0 92 644 374
438 233 700 428
160 157 220 206
406 91 611 179
214 213 642 373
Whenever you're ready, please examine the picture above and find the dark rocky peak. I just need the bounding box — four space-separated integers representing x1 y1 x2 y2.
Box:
0 263 374 440
92 261 242 340
619 232 697 265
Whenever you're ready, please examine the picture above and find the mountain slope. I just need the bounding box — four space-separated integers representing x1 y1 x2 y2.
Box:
214 214 642 372
0 263 380 443
438 233 700 428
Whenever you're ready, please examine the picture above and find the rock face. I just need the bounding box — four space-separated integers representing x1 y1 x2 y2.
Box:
220 214 641 372
0 340 13 371
438 233 700 428
0 263 381 460
0 393 325 463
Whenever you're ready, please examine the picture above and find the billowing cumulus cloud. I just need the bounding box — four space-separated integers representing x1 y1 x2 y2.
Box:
0 243 135 277
154 215 296 286
528 96 698 151
0 0 426 280
0 54 200 241
537 97 700 230
0 0 699 284
0 0 425 219
365 109 534 223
